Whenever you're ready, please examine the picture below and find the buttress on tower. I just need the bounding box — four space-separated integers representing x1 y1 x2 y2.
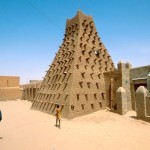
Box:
31 11 115 119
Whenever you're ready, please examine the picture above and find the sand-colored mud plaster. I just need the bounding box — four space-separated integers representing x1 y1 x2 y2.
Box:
147 73 150 92
31 11 115 119
104 62 132 111
135 86 150 122
21 81 42 101
116 87 128 115
0 76 22 100
130 65 150 110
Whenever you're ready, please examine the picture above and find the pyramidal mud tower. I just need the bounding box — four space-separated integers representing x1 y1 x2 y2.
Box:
31 11 115 118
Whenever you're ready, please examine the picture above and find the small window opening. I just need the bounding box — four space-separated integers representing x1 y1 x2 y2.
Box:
81 104 84 110
99 102 102 108
71 105 74 110
91 104 94 109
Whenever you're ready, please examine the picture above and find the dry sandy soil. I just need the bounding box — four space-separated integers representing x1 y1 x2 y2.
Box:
1 100 150 150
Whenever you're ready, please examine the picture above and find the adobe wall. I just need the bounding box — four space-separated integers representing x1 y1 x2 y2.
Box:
130 65 150 79
104 70 121 109
130 65 150 110
135 86 150 122
0 76 22 100
116 87 128 115
21 81 42 101
104 62 132 111
0 76 20 87
146 96 150 116
148 74 150 92
120 62 132 111
0 87 22 100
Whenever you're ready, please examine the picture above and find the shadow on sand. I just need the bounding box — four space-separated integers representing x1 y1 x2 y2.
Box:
130 116 150 125
130 116 137 119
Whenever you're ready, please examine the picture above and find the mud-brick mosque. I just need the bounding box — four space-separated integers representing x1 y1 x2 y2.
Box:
21 11 150 120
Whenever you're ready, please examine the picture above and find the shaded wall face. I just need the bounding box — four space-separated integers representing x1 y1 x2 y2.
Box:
146 96 150 116
121 66 132 111
104 71 122 109
104 75 112 107
134 83 147 91
147 76 150 92
131 82 147 110
22 85 40 101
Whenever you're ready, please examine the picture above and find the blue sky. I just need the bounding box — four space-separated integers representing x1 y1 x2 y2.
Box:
0 0 150 84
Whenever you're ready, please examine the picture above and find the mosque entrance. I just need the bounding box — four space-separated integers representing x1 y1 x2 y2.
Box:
109 78 114 109
134 83 147 92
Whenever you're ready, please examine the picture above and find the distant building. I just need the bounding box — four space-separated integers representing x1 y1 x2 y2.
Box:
29 80 42 84
0 76 22 100
21 80 42 101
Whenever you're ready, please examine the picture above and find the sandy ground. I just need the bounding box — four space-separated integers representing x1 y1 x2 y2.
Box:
1 100 150 150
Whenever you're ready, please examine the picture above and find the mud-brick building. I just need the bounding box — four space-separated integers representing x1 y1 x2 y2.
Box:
23 11 150 119
104 63 150 112
130 65 150 110
104 61 132 111
21 80 42 101
0 76 22 100
31 11 115 119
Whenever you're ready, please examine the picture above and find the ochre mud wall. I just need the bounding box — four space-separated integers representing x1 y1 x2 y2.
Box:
0 76 22 100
